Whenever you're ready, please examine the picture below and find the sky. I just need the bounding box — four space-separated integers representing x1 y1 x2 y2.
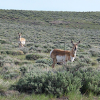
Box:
0 0 100 12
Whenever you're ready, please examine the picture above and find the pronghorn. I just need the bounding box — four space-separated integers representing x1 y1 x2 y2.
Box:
50 40 80 68
18 33 26 47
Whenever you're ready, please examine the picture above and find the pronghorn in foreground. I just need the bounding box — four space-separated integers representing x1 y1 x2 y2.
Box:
50 40 80 68
18 33 26 47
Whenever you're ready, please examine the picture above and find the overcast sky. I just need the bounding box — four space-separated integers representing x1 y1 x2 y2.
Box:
0 0 100 11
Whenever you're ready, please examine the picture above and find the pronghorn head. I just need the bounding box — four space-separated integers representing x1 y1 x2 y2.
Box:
18 33 22 38
71 40 80 51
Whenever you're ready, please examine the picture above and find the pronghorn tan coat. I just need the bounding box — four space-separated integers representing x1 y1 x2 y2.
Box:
50 41 80 68
18 33 26 47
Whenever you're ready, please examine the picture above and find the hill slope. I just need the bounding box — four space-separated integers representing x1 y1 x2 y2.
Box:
0 9 100 29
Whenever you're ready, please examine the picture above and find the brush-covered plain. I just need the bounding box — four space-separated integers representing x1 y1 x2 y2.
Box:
0 9 100 100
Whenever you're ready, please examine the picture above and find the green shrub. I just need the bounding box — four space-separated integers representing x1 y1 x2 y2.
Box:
12 63 100 96
20 47 29 54
26 53 44 60
44 72 81 96
26 43 34 47
3 72 19 79
83 58 92 64
0 50 24 55
0 51 6 54
0 55 4 60
34 44 41 48
33 63 49 68
75 62 87 69
0 39 7 44
14 60 30 65
79 44 91 49
78 55 92 64
91 61 97 66
0 60 4 67
64 67 100 95
1 66 9 75
97 58 100 62
0 55 4 67
29 46 37 51
14 71 81 97
36 59 48 64
20 66 28 76
79 69 100 95
36 47 43 53
43 48 51 53
89 50 98 57
1 64 20 79
0 84 6 96
35 58 52 66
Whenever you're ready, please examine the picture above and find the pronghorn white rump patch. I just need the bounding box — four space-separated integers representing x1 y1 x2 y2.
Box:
21 41 25 45
56 55 66 62
50 49 54 57
19 41 25 45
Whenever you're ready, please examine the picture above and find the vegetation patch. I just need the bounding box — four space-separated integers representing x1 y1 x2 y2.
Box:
33 63 49 68
89 50 99 57
0 39 7 44
10 67 100 97
26 53 44 60
0 50 24 55
14 71 81 97
0 10 100 99
35 58 52 66
0 55 4 67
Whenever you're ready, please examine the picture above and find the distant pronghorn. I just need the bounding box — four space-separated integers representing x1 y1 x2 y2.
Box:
18 33 26 47
50 40 80 68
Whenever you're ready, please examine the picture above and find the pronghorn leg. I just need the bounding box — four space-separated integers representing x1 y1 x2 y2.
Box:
19 44 22 48
19 44 21 48
20 43 24 47
22 44 24 47
63 61 66 65
19 42 22 47
20 42 23 47
52 58 57 68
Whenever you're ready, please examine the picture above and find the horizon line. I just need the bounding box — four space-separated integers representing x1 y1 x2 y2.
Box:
0 8 100 12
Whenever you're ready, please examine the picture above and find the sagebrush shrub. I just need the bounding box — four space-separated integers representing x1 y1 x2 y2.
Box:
0 60 4 67
26 53 43 60
79 44 91 49
0 55 4 67
11 64 100 96
35 58 52 66
33 63 49 68
97 58 100 62
1 50 24 55
43 48 51 53
74 68 100 95
0 39 7 44
20 66 28 75
4 72 19 79
15 71 81 96
20 47 29 54
89 50 98 57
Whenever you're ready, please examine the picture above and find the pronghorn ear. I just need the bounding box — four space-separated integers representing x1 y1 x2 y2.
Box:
77 41 80 45
71 40 74 44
